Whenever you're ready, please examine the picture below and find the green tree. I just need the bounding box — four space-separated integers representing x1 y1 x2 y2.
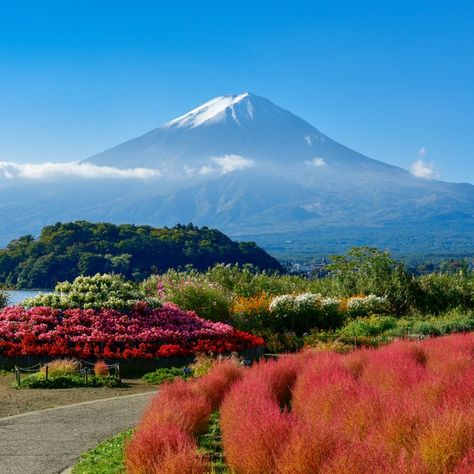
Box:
77 253 109 276
327 246 416 314
0 289 8 308
0 221 282 289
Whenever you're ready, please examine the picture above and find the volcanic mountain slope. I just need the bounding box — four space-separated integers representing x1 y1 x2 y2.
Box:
85 92 474 228
1 92 474 256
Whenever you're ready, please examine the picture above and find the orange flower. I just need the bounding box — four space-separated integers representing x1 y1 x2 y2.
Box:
232 292 270 315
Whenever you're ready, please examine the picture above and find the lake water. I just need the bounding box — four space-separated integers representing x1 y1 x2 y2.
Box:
6 290 53 306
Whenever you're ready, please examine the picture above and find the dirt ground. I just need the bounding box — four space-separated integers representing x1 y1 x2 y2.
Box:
0 372 157 418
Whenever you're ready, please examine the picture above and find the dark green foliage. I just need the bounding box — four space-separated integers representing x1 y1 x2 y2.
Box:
327 246 416 315
142 367 191 385
257 330 304 353
0 221 282 289
0 289 8 308
415 273 474 314
17 374 123 389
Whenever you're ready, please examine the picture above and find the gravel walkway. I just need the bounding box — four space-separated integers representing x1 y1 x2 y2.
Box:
0 391 155 474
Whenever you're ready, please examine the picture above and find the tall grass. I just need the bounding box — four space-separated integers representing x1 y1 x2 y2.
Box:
39 358 79 377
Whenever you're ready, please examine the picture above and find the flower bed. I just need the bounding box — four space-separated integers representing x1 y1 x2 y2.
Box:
0 303 264 359
232 292 390 336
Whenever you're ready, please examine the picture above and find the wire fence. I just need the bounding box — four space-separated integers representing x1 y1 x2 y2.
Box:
14 360 120 386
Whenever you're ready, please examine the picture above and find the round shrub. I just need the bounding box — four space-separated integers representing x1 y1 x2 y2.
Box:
269 293 345 334
346 295 391 317
338 315 398 338
21 274 161 310
145 273 231 322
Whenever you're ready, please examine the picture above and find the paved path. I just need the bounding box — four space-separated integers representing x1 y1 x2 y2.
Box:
0 391 155 474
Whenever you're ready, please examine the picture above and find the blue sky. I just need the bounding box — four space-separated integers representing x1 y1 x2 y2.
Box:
0 0 473 183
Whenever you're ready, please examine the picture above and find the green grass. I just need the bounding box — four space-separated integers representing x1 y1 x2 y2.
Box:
73 429 132 474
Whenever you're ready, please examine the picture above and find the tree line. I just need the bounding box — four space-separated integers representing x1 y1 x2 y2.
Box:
0 221 282 289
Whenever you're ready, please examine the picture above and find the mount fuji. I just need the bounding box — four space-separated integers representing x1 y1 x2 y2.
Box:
1 92 474 257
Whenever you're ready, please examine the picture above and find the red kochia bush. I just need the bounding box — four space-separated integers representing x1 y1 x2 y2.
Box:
93 360 109 376
221 379 294 474
127 334 474 473
142 380 212 437
277 420 339 474
222 334 474 473
126 380 212 474
126 360 244 474
196 360 243 410
418 408 474 473
125 424 207 474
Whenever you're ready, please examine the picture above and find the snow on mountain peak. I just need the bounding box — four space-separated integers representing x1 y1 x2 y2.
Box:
165 92 252 129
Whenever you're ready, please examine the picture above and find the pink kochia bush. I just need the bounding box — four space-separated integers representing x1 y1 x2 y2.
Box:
220 334 474 474
0 303 263 359
126 360 244 473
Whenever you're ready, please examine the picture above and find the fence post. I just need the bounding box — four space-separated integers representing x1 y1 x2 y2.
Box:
45 365 48 381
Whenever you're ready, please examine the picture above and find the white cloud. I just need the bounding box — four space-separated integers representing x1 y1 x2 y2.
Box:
211 155 255 173
198 165 216 176
417 147 427 157
305 157 327 167
185 155 255 176
410 160 437 179
0 161 161 180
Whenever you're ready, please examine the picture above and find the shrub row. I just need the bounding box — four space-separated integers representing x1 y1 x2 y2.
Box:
18 374 122 389
221 335 474 472
304 310 474 351
126 334 474 473
125 360 243 473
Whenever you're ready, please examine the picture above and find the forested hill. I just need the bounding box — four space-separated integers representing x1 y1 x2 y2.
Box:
0 221 282 289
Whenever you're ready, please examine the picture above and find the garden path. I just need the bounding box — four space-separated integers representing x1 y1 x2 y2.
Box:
0 391 155 474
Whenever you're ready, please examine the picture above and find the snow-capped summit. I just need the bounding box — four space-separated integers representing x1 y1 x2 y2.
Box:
86 92 338 170
165 92 253 128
